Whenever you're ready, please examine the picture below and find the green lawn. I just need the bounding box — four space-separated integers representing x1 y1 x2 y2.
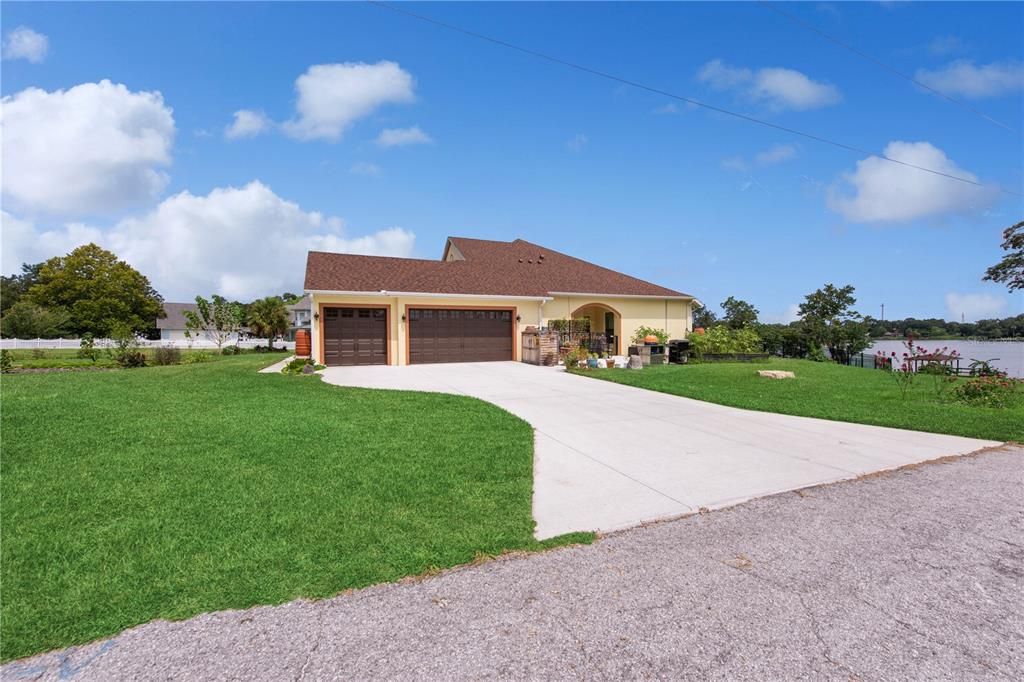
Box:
0 355 588 661
574 359 1022 443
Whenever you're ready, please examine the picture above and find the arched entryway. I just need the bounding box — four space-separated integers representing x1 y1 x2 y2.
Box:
570 302 622 355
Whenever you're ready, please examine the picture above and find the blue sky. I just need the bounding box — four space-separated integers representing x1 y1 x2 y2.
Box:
1 1 1022 322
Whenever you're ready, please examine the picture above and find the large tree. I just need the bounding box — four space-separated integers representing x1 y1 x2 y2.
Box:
184 295 244 348
26 244 164 337
720 296 759 329
692 302 718 329
246 297 289 348
798 283 869 363
0 301 72 339
983 220 1023 291
1 262 42 316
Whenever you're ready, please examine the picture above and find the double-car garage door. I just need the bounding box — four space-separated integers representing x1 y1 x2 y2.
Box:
322 307 513 366
408 308 513 364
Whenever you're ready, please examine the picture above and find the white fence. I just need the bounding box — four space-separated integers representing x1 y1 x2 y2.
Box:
0 338 295 350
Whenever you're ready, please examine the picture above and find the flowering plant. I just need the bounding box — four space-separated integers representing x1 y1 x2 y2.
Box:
951 375 1020 408
888 352 915 399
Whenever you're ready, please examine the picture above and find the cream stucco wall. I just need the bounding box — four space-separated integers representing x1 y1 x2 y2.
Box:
309 293 543 366
543 295 692 354
309 292 691 365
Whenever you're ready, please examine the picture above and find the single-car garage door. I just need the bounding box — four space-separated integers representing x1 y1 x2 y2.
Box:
408 309 513 364
322 307 387 366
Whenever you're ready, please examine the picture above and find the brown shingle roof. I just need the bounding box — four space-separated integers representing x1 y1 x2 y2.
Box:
304 237 691 298
156 302 197 330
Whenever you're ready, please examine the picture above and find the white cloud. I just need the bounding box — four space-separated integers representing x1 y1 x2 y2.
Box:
567 133 588 152
763 303 801 324
698 60 752 91
1 182 416 299
945 293 1007 322
915 60 1024 99
349 161 382 177
653 101 698 115
1 211 102 274
755 143 797 166
720 156 748 172
697 59 841 111
827 141 997 223
721 143 797 173
927 35 965 57
225 109 271 139
375 125 432 147
0 80 175 216
281 61 415 141
2 26 48 63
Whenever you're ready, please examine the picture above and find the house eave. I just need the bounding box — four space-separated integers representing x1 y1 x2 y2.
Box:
305 289 553 302
545 291 695 301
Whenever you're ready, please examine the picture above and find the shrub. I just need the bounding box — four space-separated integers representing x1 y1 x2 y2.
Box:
886 353 915 399
31 349 47 360
951 376 1020 408
967 358 1006 378
221 345 242 356
921 361 956 400
282 357 309 374
689 325 762 358
563 347 586 369
182 351 213 364
0 350 12 373
631 326 669 345
281 357 324 375
77 334 100 363
806 345 828 362
108 326 147 369
152 346 182 366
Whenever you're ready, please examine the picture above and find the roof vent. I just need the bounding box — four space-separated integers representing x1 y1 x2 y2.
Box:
518 258 523 263
527 259 534 264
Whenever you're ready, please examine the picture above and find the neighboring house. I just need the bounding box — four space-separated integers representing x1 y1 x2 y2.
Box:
156 302 198 342
156 302 249 344
285 294 312 341
304 236 697 366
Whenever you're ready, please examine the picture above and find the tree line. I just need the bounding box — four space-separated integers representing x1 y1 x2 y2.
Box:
693 285 873 363
0 244 300 344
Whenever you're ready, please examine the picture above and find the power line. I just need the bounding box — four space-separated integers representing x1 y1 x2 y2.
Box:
367 0 1021 197
758 0 1019 135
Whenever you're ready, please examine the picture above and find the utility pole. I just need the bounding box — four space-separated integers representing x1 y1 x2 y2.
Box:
881 303 885 324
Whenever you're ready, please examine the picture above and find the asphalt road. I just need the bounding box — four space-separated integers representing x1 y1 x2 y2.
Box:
5 446 1022 681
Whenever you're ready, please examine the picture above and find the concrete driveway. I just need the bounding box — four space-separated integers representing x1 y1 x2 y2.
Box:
319 362 999 539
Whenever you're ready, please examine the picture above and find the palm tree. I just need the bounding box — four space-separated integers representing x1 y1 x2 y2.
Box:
246 297 289 349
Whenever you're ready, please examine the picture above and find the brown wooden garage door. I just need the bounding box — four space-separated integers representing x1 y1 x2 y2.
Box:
322 307 387 366
408 309 513 364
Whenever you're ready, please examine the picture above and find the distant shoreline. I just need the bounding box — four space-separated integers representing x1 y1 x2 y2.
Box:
868 337 1024 343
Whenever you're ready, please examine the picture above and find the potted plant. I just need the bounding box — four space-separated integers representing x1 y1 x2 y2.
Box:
587 352 599 369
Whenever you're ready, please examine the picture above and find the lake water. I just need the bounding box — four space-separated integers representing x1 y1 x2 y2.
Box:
867 339 1024 378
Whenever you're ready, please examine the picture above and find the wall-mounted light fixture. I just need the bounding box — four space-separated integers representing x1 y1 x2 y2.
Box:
401 314 407 322
516 315 522 322
313 312 320 321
